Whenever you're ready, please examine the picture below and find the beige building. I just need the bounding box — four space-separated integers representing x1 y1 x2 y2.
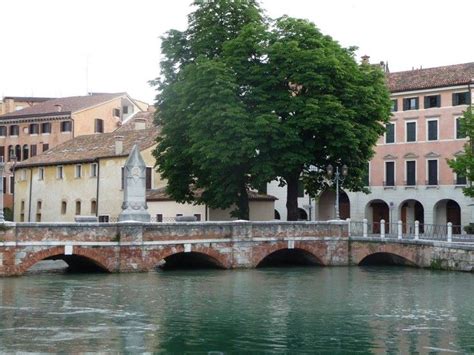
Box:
14 121 275 222
0 96 54 115
0 93 145 210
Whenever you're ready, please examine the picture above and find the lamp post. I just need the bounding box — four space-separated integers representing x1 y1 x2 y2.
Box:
326 164 348 220
0 157 4 223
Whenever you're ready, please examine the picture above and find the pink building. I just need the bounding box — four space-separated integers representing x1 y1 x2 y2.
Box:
347 62 474 229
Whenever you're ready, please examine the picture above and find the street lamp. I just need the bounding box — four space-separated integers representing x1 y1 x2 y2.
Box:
326 164 348 220
0 157 4 223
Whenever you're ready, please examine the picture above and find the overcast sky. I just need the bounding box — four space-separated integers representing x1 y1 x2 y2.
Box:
1 0 472 104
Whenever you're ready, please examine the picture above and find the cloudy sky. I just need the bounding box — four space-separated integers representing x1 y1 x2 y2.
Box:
1 0 472 104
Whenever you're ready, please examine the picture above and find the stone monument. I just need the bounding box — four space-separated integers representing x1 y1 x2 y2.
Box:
119 144 151 222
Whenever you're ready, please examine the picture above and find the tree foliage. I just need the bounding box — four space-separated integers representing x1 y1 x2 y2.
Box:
448 107 474 197
152 1 392 220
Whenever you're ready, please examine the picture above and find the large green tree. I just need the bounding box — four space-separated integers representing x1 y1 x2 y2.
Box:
152 0 267 219
448 107 474 196
153 2 392 221
251 17 392 220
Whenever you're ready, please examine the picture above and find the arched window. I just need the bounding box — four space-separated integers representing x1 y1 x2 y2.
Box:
91 200 97 215
75 200 81 215
8 145 14 161
22 144 29 160
61 201 67 215
15 145 21 161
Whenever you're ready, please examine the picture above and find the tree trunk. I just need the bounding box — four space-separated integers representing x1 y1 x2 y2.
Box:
236 184 250 220
286 173 299 221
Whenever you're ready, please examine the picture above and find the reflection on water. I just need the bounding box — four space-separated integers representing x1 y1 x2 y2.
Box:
0 267 473 352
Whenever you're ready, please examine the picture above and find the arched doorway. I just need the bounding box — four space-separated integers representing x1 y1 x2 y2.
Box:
434 199 461 234
317 189 350 220
274 209 281 220
365 199 389 234
399 200 424 233
297 208 308 221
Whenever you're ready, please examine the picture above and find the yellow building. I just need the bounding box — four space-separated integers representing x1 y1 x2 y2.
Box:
13 122 276 222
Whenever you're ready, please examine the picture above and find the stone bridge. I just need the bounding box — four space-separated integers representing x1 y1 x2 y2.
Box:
0 221 473 276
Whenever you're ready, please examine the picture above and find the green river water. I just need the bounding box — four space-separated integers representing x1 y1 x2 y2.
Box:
0 267 473 353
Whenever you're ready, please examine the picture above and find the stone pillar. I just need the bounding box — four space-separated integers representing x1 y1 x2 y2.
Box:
119 145 150 222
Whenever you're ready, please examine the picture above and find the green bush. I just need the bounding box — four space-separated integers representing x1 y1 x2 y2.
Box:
464 223 474 234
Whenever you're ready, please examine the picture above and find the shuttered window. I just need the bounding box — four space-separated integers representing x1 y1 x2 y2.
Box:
453 92 471 106
391 99 398 112
406 122 416 142
403 97 419 110
456 118 466 139
385 123 395 143
427 120 438 141
424 95 441 108
427 160 438 185
406 161 416 186
456 174 467 185
385 162 395 186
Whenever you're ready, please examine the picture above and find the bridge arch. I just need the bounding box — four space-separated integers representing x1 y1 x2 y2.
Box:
253 242 326 268
352 243 421 267
18 246 113 275
145 245 231 270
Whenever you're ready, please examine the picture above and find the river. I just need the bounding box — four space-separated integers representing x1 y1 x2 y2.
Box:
0 266 473 353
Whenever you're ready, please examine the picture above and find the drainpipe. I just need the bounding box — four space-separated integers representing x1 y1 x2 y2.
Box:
96 160 100 217
27 168 33 222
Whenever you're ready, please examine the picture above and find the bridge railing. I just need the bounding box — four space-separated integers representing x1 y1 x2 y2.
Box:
350 219 474 243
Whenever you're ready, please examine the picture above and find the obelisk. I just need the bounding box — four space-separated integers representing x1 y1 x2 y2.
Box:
118 145 151 222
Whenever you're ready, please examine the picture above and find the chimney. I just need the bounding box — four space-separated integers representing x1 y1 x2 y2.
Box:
115 135 124 155
55 104 62 112
134 118 146 130
361 55 370 65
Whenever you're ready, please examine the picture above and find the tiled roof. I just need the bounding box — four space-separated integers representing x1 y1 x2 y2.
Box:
2 96 54 102
16 127 160 168
147 187 277 202
388 62 474 93
0 93 126 118
115 110 156 132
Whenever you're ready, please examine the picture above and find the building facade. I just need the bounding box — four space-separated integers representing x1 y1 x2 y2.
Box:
269 62 474 229
0 93 144 210
13 122 275 222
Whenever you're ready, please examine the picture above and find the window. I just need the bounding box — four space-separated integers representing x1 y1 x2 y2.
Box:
0 146 4 161
91 200 97 214
22 144 29 160
406 121 417 142
123 106 129 114
456 117 466 139
406 161 416 186
75 200 81 215
456 174 467 185
38 167 44 180
194 214 201 221
29 123 39 135
99 215 109 223
35 213 41 222
427 119 438 141
61 201 67 215
385 161 395 186
9 176 14 194
9 125 19 136
90 163 98 177
0 126 6 137
57 166 64 179
94 119 104 133
385 123 395 143
113 108 120 117
7 145 13 161
2 177 5 193
403 97 419 111
15 145 21 162
297 179 304 197
20 200 25 212
453 92 471 106
146 167 152 190
41 122 51 134
60 121 72 132
424 95 441 109
156 214 163 222
43 143 49 152
427 160 438 185
75 164 82 178
30 144 37 157
390 99 398 112
37 200 42 211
